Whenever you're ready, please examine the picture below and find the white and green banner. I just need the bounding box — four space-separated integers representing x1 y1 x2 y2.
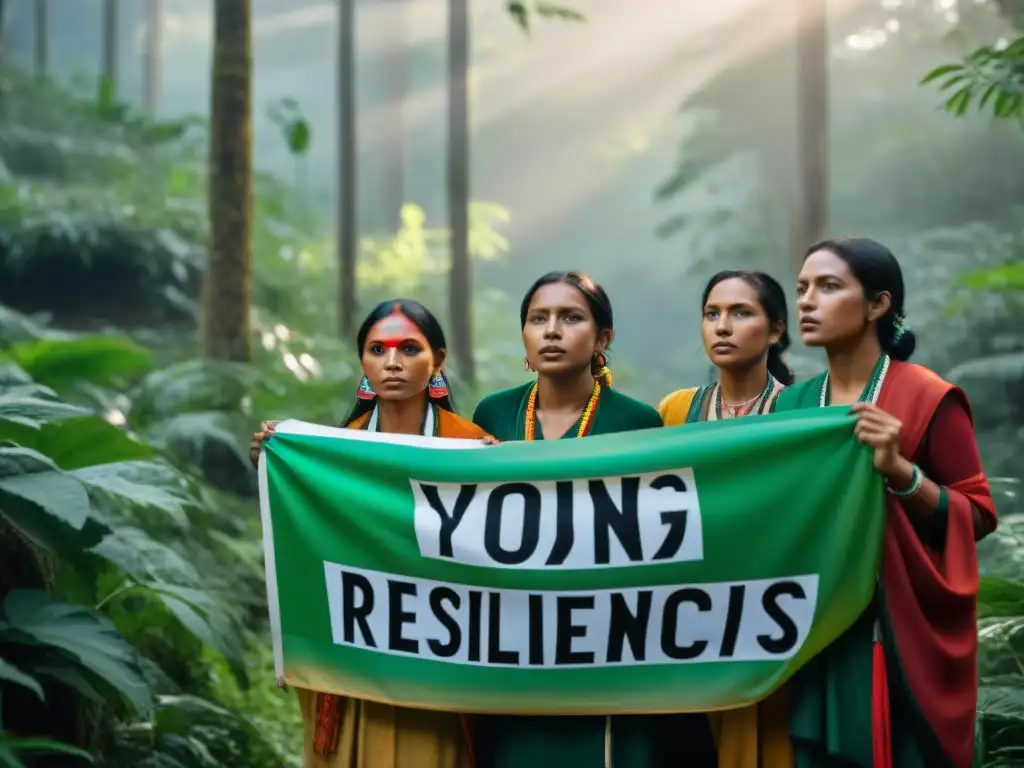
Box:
259 409 883 714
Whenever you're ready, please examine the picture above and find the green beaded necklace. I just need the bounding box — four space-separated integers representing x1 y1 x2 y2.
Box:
819 354 890 407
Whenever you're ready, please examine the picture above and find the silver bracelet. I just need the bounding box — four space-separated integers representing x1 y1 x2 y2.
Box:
887 463 922 497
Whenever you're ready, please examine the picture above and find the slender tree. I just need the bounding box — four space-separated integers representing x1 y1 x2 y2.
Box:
202 0 253 362
34 0 47 76
794 0 829 261
447 0 473 385
381 0 408 227
102 0 118 96
337 0 358 337
143 0 162 118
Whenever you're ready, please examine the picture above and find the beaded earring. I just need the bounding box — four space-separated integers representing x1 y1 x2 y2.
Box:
428 371 449 399
592 352 613 388
356 376 376 400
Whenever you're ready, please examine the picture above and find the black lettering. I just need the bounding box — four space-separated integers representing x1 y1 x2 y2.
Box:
427 587 461 658
555 596 595 665
484 483 542 565
341 571 376 647
718 585 746 657
387 580 418 653
590 477 643 564
528 594 545 665
419 483 476 558
607 590 652 662
487 592 520 664
757 581 805 654
661 587 711 660
649 474 689 560
467 590 483 662
546 481 575 565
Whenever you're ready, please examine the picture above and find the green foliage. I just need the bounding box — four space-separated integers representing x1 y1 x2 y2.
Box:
0 331 296 767
975 481 1024 765
922 37 1024 122
266 99 312 158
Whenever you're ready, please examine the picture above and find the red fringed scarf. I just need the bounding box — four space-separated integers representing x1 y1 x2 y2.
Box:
314 693 343 758
874 362 997 768
312 693 477 765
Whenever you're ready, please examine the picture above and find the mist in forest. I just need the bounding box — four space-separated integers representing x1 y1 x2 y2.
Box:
2 0 1021 393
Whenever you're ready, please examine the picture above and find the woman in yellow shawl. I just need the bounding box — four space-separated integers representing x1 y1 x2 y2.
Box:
251 298 488 768
658 270 794 768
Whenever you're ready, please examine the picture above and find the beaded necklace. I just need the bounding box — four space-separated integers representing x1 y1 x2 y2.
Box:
714 374 777 420
819 354 890 408
524 379 601 441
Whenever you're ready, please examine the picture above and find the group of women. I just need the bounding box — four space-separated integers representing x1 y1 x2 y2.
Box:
250 235 997 768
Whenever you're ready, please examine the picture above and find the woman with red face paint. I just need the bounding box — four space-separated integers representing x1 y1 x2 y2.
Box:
470 271 714 768
250 298 488 768
773 237 996 768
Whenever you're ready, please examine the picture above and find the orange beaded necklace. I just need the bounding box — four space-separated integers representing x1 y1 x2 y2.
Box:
523 379 602 440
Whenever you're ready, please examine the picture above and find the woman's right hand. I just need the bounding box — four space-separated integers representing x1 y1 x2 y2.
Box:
250 420 280 468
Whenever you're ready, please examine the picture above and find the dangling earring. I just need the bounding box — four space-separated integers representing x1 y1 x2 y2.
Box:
524 356 533 372
357 376 376 400
429 371 449 399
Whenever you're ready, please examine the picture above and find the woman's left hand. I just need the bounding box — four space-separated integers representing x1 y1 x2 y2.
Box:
849 402 905 477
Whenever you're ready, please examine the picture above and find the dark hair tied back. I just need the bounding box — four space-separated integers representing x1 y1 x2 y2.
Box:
343 298 455 425
805 237 916 362
701 270 795 386
521 270 616 388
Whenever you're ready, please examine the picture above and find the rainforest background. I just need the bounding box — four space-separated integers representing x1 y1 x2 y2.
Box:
0 0 1022 765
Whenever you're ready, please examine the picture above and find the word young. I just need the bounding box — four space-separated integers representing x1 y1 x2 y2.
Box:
324 563 818 668
412 470 704 570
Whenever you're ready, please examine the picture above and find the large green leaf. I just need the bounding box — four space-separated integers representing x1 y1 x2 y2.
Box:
71 460 194 527
29 657 108 706
0 732 93 766
90 526 200 584
0 389 93 450
0 364 33 391
0 590 153 716
0 304 48 345
0 445 98 552
0 657 44 700
35 415 155 470
979 577 1024 619
0 391 92 423
140 582 247 680
8 336 152 391
0 414 154 471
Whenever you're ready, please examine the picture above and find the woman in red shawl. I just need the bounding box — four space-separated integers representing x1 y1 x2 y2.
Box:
773 237 997 768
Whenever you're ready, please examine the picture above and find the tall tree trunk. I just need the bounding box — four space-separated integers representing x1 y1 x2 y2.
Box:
202 0 253 362
337 0 358 338
102 0 118 96
447 0 473 386
794 0 829 264
381 0 408 227
143 0 161 118
34 0 47 76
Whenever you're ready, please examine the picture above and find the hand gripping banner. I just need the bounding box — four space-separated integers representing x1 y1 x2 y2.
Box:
258 408 883 715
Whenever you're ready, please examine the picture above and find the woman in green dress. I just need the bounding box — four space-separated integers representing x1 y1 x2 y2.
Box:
471 270 717 768
775 238 996 768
